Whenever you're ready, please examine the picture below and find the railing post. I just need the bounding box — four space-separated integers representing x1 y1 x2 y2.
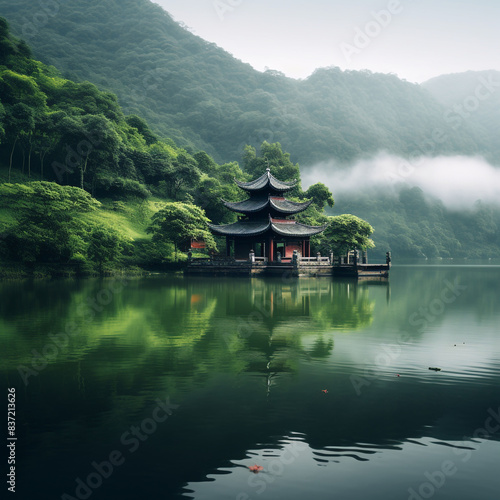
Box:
277 251 281 263
249 249 255 264
317 252 321 262
329 251 333 265
292 249 298 268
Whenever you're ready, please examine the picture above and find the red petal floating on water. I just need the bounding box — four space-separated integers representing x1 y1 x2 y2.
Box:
249 465 263 473
322 389 328 393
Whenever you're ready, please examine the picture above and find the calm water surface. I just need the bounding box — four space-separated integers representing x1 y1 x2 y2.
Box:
1 265 499 500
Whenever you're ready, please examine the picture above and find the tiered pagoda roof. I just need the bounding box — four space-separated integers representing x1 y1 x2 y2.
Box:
222 196 313 215
208 215 327 237
208 168 327 238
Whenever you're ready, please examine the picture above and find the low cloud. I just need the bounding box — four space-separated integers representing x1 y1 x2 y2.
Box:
302 153 500 210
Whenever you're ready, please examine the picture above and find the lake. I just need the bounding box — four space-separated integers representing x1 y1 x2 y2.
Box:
1 264 499 500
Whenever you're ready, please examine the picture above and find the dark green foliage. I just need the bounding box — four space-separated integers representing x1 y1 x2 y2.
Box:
126 115 158 146
93 175 150 199
0 181 135 273
147 202 217 260
313 214 375 257
87 227 122 273
243 142 302 197
305 182 334 210
0 182 99 263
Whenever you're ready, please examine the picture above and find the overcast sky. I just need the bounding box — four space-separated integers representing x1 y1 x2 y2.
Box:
152 0 500 83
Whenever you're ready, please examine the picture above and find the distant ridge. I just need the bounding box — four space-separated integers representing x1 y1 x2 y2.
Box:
423 70 500 161
0 0 490 164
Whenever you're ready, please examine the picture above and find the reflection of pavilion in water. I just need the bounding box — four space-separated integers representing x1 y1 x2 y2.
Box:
246 278 378 329
228 279 381 394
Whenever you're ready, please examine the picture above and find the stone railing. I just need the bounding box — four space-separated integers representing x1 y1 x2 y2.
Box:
188 256 244 267
298 252 331 266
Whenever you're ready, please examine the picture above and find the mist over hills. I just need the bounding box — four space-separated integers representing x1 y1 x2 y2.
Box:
0 0 493 166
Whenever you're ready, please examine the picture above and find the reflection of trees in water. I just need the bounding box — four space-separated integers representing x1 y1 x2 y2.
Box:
0 277 375 401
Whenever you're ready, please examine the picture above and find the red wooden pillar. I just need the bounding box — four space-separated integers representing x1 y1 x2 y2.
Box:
301 240 305 257
306 240 311 257
268 235 274 262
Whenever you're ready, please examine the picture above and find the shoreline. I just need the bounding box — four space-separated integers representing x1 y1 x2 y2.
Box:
0 263 187 280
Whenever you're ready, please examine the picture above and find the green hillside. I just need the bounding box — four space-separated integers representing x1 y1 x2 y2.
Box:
0 0 488 165
0 17 251 276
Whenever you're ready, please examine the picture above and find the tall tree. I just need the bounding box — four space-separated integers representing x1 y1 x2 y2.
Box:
305 182 334 210
147 202 216 260
54 113 121 190
314 214 374 257
5 103 35 181
87 227 123 274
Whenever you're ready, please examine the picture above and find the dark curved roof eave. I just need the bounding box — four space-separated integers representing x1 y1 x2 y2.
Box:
234 169 297 192
208 220 270 236
222 197 312 215
270 222 328 237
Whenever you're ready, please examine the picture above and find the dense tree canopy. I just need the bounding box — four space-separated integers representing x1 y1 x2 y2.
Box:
314 215 375 257
147 202 217 259
0 182 100 264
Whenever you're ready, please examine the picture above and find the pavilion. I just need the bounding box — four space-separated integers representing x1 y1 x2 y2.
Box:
208 168 327 262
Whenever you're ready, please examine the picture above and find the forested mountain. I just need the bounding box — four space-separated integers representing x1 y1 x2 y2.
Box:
1 2 500 262
0 0 489 165
0 17 252 274
423 71 500 161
